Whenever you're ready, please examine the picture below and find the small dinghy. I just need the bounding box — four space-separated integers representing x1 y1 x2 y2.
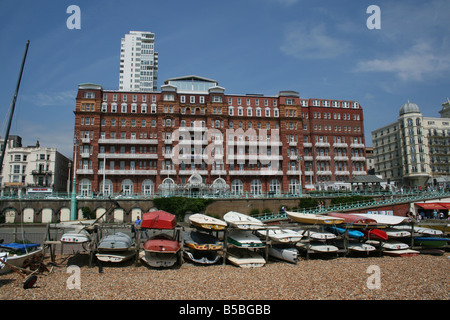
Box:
307 241 339 253
60 229 91 244
227 230 265 248
226 247 265 268
268 245 298 263
140 233 181 268
189 213 227 231
326 226 365 239
394 225 444 236
223 211 264 230
287 212 344 225
366 240 409 250
0 243 44 274
184 231 222 250
384 228 411 238
96 232 135 263
328 212 377 226
363 228 388 241
295 229 336 240
256 228 303 243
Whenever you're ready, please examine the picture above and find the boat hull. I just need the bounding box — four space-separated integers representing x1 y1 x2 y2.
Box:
227 230 265 248
326 226 364 239
96 250 136 263
223 211 264 230
60 232 90 244
269 246 298 263
226 248 265 268
189 213 227 231
98 232 133 251
383 249 420 257
287 212 344 225
256 229 303 243
0 247 44 274
184 231 222 250
183 249 221 265
140 250 179 268
413 237 449 248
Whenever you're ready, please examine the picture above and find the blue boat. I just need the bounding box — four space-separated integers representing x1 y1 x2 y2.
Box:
326 226 364 239
412 237 450 248
0 243 41 253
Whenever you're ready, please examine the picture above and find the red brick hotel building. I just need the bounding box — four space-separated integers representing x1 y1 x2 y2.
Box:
73 76 366 197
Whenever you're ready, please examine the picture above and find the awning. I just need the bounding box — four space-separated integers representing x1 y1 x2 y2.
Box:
415 203 448 210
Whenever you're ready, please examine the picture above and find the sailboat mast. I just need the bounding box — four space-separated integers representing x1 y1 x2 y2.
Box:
0 40 30 172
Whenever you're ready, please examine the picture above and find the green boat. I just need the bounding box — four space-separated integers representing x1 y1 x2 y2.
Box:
413 237 449 248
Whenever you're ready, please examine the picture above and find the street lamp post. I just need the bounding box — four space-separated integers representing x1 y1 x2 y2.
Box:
70 136 79 220
297 154 303 197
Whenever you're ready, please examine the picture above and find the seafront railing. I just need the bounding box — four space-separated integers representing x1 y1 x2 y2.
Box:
254 190 450 222
2 189 449 201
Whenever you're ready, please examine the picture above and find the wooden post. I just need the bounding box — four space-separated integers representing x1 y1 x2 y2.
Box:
222 227 228 265
264 228 270 263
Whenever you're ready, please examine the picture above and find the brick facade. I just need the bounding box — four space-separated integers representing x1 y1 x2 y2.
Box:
73 77 366 196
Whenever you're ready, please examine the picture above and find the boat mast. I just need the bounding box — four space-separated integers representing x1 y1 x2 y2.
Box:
0 40 30 173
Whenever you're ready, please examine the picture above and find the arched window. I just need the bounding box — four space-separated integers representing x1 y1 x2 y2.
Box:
121 179 133 195
269 179 281 195
142 179 154 196
100 179 113 196
250 179 262 195
79 179 91 196
231 179 243 195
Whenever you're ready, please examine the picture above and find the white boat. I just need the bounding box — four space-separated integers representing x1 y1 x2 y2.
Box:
140 250 179 268
223 211 264 230
268 245 298 263
256 228 303 243
60 229 91 244
347 242 376 252
307 241 339 253
226 247 265 268
188 213 227 231
227 230 265 248
0 243 44 274
366 239 410 250
393 225 444 236
350 213 408 225
295 229 336 240
384 227 411 238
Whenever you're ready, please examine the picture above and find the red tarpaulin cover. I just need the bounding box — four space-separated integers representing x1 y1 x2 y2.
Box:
141 211 177 229
415 203 447 210
143 234 180 252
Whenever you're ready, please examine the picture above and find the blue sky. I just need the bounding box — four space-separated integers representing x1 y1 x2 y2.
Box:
1 0 449 158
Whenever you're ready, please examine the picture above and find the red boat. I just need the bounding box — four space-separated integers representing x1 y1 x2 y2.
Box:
143 233 181 253
363 228 388 241
328 213 377 226
141 210 177 229
141 233 181 268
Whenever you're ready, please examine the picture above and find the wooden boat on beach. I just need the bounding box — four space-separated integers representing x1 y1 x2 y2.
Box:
227 230 265 248
140 233 181 268
286 212 344 225
225 247 265 268
328 212 377 225
188 213 227 231
256 228 303 243
183 231 222 250
0 243 44 274
141 211 177 229
223 211 264 230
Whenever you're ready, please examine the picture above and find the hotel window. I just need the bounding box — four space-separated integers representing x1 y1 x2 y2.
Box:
228 106 234 115
131 104 137 113
111 103 117 113
84 92 94 99
200 96 205 104
133 95 137 102
131 119 136 127
141 104 147 113
180 96 185 103
101 103 107 112
190 96 195 103
228 97 233 105
142 95 147 102
123 95 127 102
151 104 157 113
313 100 320 107
333 101 340 108
238 107 243 116
121 119 126 127
286 99 294 105
247 98 251 106
121 104 127 113
103 94 107 101
237 98 242 105
256 107 261 117
274 108 279 117
111 119 116 126
163 94 174 101
247 107 252 116
212 96 222 103
113 94 117 101
265 108 270 117
141 120 146 127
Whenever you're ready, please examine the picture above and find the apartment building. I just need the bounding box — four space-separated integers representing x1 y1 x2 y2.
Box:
372 99 450 187
119 31 158 92
74 76 366 197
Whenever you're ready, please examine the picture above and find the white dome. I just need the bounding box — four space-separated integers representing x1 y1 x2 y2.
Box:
399 101 420 116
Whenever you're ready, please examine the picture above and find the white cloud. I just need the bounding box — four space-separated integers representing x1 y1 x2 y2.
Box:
23 90 76 107
355 42 450 81
280 22 350 59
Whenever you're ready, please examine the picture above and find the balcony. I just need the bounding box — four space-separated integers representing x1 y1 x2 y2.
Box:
81 152 90 158
98 153 159 160
315 142 330 147
351 156 366 162
350 143 365 149
98 138 158 145
335 170 350 176
98 169 158 175
316 170 332 175
352 171 367 176
81 137 90 144
304 156 313 161
31 170 52 176
286 170 302 175
76 169 94 175
178 170 208 175
333 143 348 148
316 156 331 161
303 142 313 148
334 156 349 161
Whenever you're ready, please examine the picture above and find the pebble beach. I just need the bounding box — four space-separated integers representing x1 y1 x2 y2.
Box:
0 252 448 301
